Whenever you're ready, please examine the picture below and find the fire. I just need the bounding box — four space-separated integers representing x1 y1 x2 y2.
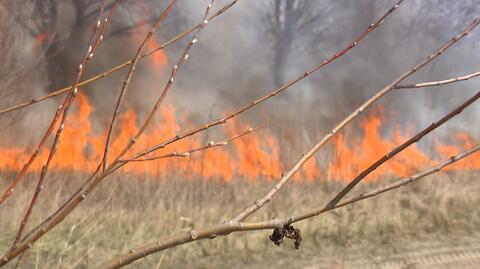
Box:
131 0 169 73
327 115 431 180
0 92 284 181
0 96 478 181
2 2 479 182
435 132 480 171
327 114 479 181
34 32 50 48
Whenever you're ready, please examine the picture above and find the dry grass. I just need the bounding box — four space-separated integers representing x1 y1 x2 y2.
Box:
1 169 479 268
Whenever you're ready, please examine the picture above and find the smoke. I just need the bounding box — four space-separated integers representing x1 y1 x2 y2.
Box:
0 1 55 145
165 0 480 145
1 0 479 154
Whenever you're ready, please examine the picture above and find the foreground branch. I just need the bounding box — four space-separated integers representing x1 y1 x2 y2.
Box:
9 0 116 249
395 71 480 89
336 144 480 208
102 0 177 171
122 126 261 162
0 1 217 266
323 88 480 212
96 144 480 269
0 2 397 258
0 1 115 207
124 0 406 165
0 0 240 116
231 17 480 223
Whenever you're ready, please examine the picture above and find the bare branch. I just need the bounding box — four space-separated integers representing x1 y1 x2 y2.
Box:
0 0 240 116
395 70 480 89
102 0 215 171
123 0 406 164
0 1 217 265
122 126 261 162
8 0 116 249
230 14 480 224
101 0 178 171
0 1 116 207
335 145 480 208
96 143 480 269
323 89 480 211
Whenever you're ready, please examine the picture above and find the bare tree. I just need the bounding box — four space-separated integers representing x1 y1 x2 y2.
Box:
0 0 182 92
262 0 329 87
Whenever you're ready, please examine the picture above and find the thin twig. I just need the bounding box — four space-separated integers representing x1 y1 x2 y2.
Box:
104 0 216 169
95 143 480 269
122 0 406 165
56 225 76 269
10 0 115 249
0 107 61 205
335 145 480 208
102 0 178 171
0 1 116 207
323 89 480 211
395 71 480 89
230 13 480 224
0 0 239 116
122 126 261 162
0 1 217 265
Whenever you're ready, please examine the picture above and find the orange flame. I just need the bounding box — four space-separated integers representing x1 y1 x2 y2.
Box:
0 92 284 181
435 132 480 171
327 115 431 180
3 3 480 182
34 32 50 48
327 114 479 181
0 97 479 181
131 0 169 72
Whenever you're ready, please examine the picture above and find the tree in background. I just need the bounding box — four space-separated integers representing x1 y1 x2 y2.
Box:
262 0 329 88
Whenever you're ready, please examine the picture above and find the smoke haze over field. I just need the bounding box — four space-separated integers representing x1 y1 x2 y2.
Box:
0 0 479 170
3 3 480 268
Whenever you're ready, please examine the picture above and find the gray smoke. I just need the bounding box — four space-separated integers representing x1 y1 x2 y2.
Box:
170 0 480 147
1 0 479 154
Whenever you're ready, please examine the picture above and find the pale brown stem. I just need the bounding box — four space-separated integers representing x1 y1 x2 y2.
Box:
96 144 480 269
13 252 26 269
0 107 61 205
10 0 115 249
0 1 116 207
395 71 480 89
55 225 76 269
0 1 216 265
290 144 480 223
128 0 406 162
0 0 239 116
323 89 480 211
335 145 480 208
121 126 261 162
102 0 178 171
105 0 216 169
230 14 479 224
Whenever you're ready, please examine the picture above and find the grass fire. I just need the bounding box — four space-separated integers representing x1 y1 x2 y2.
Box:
1 1 480 268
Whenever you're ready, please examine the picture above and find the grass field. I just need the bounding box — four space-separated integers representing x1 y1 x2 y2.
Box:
1 169 479 268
